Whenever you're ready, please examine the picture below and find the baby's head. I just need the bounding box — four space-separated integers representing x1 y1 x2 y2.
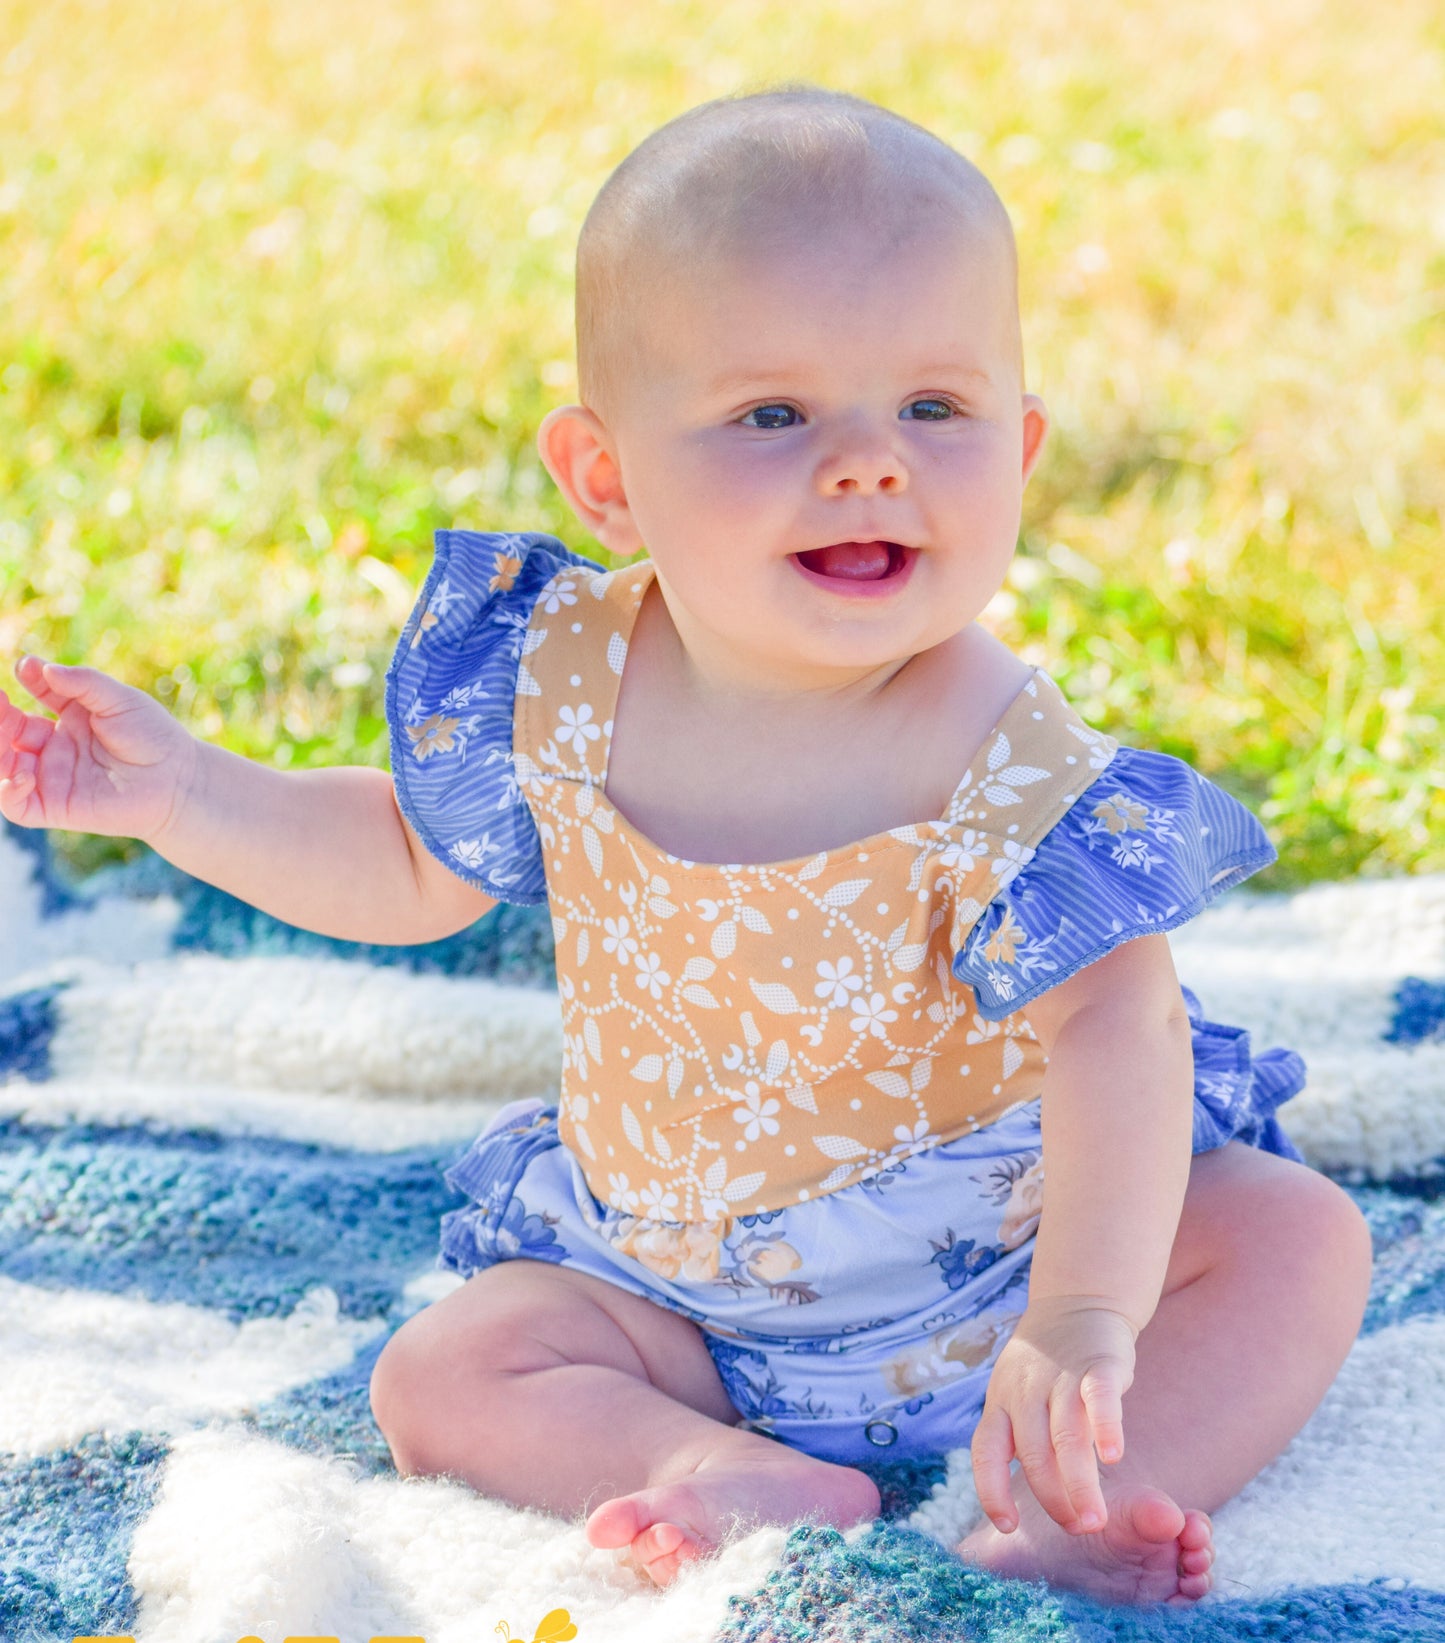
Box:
574 87 1023 422
539 87 1047 695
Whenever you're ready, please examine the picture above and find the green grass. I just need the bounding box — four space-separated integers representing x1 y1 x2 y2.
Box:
2 0 1441 884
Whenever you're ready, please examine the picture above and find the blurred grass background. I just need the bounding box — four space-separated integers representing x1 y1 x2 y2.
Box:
0 0 1440 885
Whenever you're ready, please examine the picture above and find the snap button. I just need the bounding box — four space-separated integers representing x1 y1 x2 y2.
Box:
864 1418 898 1447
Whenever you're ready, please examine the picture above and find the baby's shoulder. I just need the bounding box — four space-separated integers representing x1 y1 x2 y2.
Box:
909 624 1035 757
953 623 1033 703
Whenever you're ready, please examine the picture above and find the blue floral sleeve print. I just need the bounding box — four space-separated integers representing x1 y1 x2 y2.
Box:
952 748 1278 1021
385 529 606 904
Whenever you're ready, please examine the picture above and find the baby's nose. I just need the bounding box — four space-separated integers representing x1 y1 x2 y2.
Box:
815 427 909 496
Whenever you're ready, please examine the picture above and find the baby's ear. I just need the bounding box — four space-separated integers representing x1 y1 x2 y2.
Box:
537 405 643 554
1020 393 1049 485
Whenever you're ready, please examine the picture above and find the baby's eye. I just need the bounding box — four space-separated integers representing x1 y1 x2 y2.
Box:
740 404 800 429
900 398 956 421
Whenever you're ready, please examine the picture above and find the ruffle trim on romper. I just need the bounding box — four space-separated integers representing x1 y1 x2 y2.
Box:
950 751 1302 1158
1183 987 1304 1160
385 530 603 905
439 1097 574 1273
951 747 1277 1019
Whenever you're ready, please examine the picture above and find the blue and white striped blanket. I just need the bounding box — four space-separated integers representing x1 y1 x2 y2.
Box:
3 818 1445 1643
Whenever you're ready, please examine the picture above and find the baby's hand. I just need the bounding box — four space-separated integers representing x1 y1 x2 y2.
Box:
0 655 198 841
971 1295 1137 1537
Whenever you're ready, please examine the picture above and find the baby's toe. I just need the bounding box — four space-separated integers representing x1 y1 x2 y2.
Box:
1174 1567 1213 1602
1179 1509 1213 1552
1180 1543 1213 1579
628 1521 702 1587
634 1520 689 1561
585 1496 644 1550
1116 1486 1186 1547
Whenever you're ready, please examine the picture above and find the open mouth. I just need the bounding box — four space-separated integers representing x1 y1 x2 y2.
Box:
792 540 911 582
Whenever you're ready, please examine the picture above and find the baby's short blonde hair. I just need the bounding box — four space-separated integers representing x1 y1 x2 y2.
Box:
576 86 1020 417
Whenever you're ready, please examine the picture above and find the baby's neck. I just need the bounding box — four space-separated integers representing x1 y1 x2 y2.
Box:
606 589 1032 866
649 589 925 729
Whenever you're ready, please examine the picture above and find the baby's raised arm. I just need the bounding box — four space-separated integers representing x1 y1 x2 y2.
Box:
970 933 1195 1537
0 654 497 944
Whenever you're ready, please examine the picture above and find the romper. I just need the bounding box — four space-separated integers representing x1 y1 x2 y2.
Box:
386 530 1305 1466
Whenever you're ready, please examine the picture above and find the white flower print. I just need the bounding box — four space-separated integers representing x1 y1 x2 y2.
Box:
427 577 467 617
966 1014 1002 1046
894 1117 932 1150
982 971 1019 1004
991 838 1035 888
733 1081 782 1142
634 951 671 1000
638 1179 680 1219
555 702 601 751
1110 833 1162 871
602 915 640 960
815 956 865 1007
481 747 522 808
850 992 899 1037
540 577 579 615
607 1173 641 1213
933 832 985 873
567 1028 591 1083
449 835 502 872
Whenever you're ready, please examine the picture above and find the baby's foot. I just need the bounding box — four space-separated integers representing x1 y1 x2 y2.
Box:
959 1479 1214 1606
585 1435 881 1587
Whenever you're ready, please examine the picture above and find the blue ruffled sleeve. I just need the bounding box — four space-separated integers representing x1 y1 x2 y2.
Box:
952 748 1278 1020
385 529 605 905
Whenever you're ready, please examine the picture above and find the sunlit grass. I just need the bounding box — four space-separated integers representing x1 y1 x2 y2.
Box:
1 0 1440 883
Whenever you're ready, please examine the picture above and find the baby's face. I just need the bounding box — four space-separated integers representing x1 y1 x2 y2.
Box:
590 217 1046 696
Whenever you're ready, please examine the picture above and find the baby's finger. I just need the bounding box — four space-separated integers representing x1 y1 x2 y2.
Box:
970 1404 1019 1533
24 660 122 717
1048 1388 1106 1532
0 688 54 762
1080 1362 1129 1466
12 654 51 700
0 769 38 826
12 655 71 718
1011 1407 1080 1533
4 708 54 756
0 690 25 746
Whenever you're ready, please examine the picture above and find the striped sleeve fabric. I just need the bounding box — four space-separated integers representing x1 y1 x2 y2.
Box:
384 529 605 905
952 746 1278 1021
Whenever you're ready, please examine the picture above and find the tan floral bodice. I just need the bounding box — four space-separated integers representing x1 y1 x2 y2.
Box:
513 560 1119 1223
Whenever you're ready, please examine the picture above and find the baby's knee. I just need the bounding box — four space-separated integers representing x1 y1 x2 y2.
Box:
1189 1147 1373 1319
1312 1172 1374 1298
1252 1161 1373 1324
370 1308 458 1475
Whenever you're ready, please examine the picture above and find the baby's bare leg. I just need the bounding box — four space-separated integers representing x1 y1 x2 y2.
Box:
370 1259 879 1585
961 1142 1373 1604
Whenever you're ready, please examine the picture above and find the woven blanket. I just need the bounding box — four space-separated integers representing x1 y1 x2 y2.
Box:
3 817 1445 1643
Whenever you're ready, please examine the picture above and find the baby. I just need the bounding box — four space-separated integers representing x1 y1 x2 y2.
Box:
0 87 1372 1605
